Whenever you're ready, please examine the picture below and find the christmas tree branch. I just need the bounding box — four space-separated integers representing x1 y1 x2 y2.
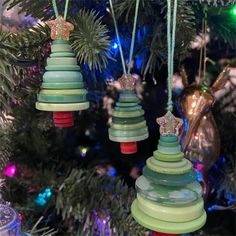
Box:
56 168 146 235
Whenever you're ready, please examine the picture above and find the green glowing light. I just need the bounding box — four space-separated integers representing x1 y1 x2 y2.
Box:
233 8 236 15
231 5 236 15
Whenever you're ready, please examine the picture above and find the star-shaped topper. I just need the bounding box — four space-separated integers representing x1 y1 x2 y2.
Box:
156 111 183 136
47 16 74 41
118 74 136 91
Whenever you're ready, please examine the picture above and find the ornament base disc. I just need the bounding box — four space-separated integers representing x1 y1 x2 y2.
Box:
131 200 206 234
53 112 74 127
120 142 137 154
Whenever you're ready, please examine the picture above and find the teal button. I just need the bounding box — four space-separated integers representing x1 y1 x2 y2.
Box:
42 82 84 89
43 71 83 82
37 94 87 103
112 116 144 124
143 166 197 186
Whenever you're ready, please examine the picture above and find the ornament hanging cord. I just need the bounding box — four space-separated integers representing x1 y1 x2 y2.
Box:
109 0 140 75
167 0 178 112
198 9 207 85
52 0 70 20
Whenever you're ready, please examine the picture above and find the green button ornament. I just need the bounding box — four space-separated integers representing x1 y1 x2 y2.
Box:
109 87 148 153
36 39 89 127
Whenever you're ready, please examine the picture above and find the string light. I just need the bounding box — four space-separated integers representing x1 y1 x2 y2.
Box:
230 5 236 16
35 188 53 206
80 147 88 157
4 164 17 177
112 42 118 49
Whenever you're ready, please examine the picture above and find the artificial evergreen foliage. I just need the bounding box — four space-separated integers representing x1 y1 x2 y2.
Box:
0 0 235 235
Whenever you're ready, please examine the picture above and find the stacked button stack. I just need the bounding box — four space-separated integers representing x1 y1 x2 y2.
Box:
36 39 89 127
131 114 206 235
108 75 148 154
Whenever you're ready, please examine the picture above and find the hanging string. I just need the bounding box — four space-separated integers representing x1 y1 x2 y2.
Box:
127 0 140 75
198 9 208 85
52 0 70 20
198 20 204 81
109 0 140 76
202 15 207 83
167 0 178 112
108 0 127 74
64 0 70 20
52 0 59 17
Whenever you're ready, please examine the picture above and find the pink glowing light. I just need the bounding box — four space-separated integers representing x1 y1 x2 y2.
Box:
196 163 203 171
4 165 17 177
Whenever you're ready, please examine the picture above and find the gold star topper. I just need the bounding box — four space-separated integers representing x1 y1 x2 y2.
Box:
156 111 183 136
118 74 136 91
47 16 74 41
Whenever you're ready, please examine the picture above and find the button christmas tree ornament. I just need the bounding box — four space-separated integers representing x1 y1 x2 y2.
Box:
36 12 89 127
131 0 206 233
131 113 206 234
108 74 148 154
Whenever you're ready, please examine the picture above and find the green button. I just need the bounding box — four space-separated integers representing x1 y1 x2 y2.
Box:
114 105 141 112
160 135 178 142
42 82 84 89
110 121 146 130
37 94 87 103
40 89 87 95
112 110 144 118
143 166 197 186
50 52 75 57
36 101 89 111
109 127 148 137
153 150 183 162
46 65 80 71
146 157 192 174
136 175 202 206
131 200 206 234
109 133 148 142
112 116 144 124
53 40 70 45
116 102 139 107
43 71 83 82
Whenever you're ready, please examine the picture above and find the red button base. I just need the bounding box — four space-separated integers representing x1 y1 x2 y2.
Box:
152 232 179 236
53 112 74 128
120 142 137 154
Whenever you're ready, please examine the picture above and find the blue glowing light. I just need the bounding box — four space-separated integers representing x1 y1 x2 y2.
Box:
196 170 203 182
45 188 52 198
108 167 117 177
208 205 218 211
227 193 235 205
137 29 141 42
135 56 142 69
183 118 188 132
112 42 118 49
35 187 53 206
